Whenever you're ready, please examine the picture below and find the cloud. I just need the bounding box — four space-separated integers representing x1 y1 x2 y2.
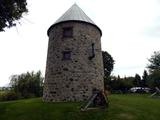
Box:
144 16 160 38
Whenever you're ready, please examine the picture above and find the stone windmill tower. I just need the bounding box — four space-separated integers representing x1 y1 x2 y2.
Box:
43 4 104 102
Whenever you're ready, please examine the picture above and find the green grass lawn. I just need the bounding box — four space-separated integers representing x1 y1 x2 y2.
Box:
0 94 160 120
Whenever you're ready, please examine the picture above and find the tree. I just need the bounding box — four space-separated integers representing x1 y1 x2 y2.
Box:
102 51 114 77
148 70 160 89
147 51 160 73
133 74 141 87
106 76 134 93
147 51 160 89
142 70 148 87
10 71 44 98
121 77 134 90
0 0 28 31
102 51 114 90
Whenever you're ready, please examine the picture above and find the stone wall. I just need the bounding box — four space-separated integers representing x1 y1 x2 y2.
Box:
43 22 104 102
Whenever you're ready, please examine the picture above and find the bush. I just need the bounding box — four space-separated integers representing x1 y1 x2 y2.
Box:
0 91 18 101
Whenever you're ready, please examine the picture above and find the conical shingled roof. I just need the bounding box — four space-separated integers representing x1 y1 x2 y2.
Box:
47 4 102 36
55 4 95 25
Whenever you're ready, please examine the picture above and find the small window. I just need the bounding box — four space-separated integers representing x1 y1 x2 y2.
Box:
62 51 71 60
89 43 95 60
63 27 73 38
91 43 95 55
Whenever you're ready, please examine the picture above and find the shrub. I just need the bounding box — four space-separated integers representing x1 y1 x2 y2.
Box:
0 91 18 101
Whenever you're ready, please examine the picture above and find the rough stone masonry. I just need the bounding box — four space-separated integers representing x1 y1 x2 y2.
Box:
43 4 104 102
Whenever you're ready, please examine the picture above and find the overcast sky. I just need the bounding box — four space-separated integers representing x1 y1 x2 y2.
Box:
0 0 160 86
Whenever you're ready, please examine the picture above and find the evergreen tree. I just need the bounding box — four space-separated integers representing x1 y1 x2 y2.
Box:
142 70 148 87
147 51 160 73
147 51 160 88
133 74 141 87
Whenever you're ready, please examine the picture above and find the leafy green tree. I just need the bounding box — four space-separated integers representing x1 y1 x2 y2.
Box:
104 75 112 90
102 51 114 77
105 74 136 93
105 75 134 93
147 51 160 73
0 0 28 31
102 51 114 90
110 76 121 91
10 71 44 98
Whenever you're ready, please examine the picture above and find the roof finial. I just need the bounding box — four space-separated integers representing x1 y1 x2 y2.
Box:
73 2 77 6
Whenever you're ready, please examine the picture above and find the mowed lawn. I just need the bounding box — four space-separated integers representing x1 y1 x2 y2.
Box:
0 94 160 120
